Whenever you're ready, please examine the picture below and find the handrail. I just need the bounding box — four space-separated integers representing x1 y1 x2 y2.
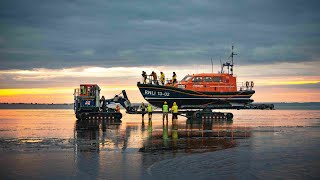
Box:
237 81 254 91
142 75 177 86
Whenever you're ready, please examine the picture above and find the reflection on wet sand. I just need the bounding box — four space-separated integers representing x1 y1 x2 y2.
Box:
74 117 251 154
74 119 144 179
74 119 122 152
71 117 252 179
163 120 169 148
139 119 251 153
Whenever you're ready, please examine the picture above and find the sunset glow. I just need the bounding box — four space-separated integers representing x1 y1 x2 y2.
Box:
0 67 319 103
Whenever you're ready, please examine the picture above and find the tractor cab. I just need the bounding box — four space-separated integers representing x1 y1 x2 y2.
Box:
74 84 101 114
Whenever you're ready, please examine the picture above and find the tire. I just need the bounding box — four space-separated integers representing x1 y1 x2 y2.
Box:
195 112 201 119
76 113 81 120
226 113 233 121
212 113 217 119
114 113 122 120
186 111 193 118
80 113 87 120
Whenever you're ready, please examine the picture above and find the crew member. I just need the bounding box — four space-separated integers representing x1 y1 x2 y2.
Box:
160 72 165 85
172 72 177 86
162 101 169 121
147 104 153 120
140 102 146 119
100 96 106 112
115 104 120 112
172 102 178 120
141 71 147 84
150 71 158 85
114 95 119 101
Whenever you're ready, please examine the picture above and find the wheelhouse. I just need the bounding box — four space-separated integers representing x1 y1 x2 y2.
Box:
176 73 237 92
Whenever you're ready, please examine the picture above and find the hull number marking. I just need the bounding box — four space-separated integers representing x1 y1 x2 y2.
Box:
145 90 170 97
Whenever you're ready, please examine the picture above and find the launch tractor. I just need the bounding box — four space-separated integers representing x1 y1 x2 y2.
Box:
73 84 135 120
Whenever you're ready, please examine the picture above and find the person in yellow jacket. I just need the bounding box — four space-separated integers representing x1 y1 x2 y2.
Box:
140 102 146 119
162 101 169 121
160 72 165 85
171 102 178 120
147 104 153 120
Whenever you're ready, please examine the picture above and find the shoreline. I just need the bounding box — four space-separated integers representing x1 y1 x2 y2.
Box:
0 102 319 110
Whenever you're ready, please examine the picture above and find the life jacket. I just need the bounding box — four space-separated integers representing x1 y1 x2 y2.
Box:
172 74 177 81
172 104 178 113
160 73 165 81
162 104 169 113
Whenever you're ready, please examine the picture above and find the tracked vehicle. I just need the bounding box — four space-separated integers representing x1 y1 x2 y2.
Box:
73 84 135 120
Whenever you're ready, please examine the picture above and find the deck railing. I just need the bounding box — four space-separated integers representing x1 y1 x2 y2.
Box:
237 81 254 91
141 75 177 86
141 76 254 92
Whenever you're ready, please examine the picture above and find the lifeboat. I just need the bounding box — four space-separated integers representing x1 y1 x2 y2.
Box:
137 46 255 109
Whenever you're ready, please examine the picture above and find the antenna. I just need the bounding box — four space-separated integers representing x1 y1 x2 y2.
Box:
210 58 213 73
229 45 237 75
219 57 223 74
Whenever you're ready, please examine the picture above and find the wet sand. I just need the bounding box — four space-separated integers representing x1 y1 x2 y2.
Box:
0 109 319 179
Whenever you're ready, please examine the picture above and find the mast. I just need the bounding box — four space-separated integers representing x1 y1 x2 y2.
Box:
211 58 213 73
220 57 223 74
230 45 237 75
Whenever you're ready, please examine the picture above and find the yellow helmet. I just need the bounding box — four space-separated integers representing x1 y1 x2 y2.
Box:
173 102 177 105
164 101 167 104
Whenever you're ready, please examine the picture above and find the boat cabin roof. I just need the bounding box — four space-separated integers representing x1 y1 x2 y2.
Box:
181 73 235 81
80 84 98 86
189 73 234 77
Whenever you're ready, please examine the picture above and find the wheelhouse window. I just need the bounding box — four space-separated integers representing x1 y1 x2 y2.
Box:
181 75 192 82
88 86 93 96
192 77 203 82
80 85 87 95
213 76 222 82
80 85 95 96
204 77 213 82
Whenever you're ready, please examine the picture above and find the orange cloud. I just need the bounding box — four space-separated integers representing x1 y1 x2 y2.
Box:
0 63 319 103
253 87 320 102
0 87 144 104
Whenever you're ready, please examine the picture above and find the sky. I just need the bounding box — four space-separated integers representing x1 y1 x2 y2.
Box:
0 0 319 103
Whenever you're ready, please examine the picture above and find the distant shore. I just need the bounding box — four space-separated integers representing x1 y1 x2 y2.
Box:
0 102 319 110
0 103 73 109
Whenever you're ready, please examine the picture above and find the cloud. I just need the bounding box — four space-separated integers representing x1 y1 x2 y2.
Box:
81 49 95 56
0 0 319 70
252 86 320 102
262 82 320 89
